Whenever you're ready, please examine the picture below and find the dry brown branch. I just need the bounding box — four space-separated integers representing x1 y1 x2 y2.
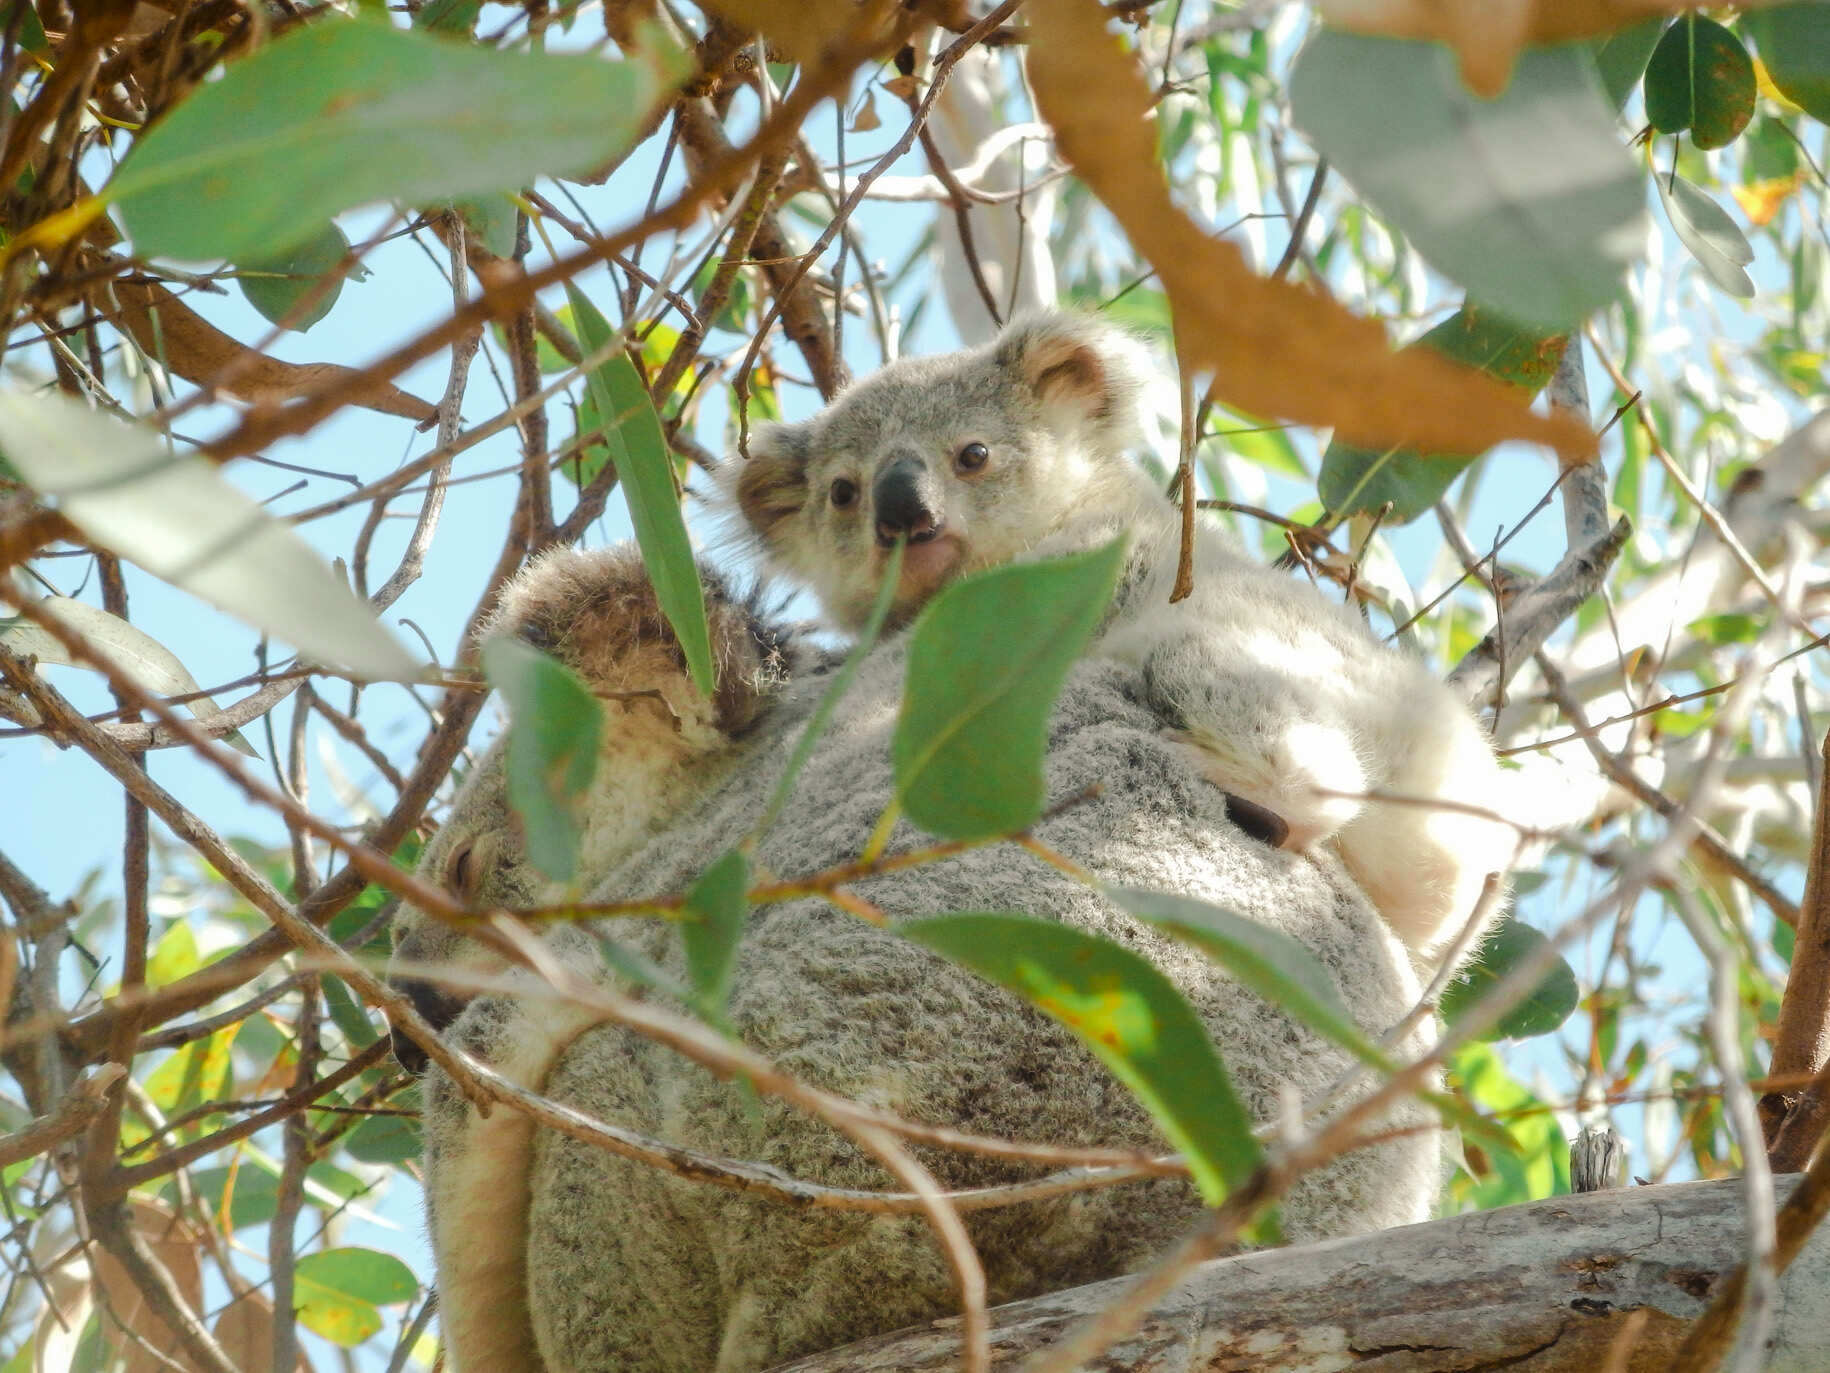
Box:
1763 722 1830 1165
0 1063 124 1168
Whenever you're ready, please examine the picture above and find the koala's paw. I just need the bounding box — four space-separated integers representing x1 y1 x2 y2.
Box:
1168 720 1366 852
486 545 794 736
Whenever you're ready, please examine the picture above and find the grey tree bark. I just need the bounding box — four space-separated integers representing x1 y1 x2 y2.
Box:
770 1177 1830 1372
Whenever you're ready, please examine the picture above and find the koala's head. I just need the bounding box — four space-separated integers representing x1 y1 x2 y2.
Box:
387 544 796 1072
722 310 1152 631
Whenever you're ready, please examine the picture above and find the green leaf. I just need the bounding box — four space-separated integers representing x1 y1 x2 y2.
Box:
1748 4 1830 124
1591 17 1669 111
1108 888 1389 1070
143 1026 235 1123
413 0 483 35
899 913 1264 1209
0 392 417 680
1439 915 1580 1041
292 1247 416 1347
107 17 684 263
682 849 749 1018
145 920 200 989
1319 307 1567 522
560 390 613 489
323 973 381 1048
480 636 603 883
1291 32 1644 330
1744 114 1802 182
1689 611 1761 644
1645 15 1756 149
895 542 1124 840
1447 1041 1571 1207
343 1105 423 1165
564 283 714 696
1656 172 1756 300
237 221 360 332
2 596 260 756
445 192 520 258
0 3 46 54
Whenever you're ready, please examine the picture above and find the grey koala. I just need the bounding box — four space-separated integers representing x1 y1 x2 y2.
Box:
391 542 1449 1373
720 309 1516 961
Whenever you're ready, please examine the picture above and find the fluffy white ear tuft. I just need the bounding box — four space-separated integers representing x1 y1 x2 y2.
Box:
718 421 812 553
993 310 1151 451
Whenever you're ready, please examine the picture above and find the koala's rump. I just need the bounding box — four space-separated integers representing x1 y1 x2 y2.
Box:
521 652 1436 1373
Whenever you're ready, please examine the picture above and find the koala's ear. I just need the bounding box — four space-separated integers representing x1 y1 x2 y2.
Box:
722 421 812 550
994 310 1149 449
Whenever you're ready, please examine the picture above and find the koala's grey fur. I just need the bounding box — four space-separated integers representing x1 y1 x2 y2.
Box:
392 542 1449 1373
720 310 1516 960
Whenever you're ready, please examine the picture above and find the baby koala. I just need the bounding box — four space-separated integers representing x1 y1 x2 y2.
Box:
722 310 1515 959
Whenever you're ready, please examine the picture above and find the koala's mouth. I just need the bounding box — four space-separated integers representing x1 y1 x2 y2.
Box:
887 534 967 609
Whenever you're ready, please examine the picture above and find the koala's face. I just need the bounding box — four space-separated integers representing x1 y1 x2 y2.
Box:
725 311 1149 632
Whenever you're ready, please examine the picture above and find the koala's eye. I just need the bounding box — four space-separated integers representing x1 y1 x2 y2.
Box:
830 477 859 509
956 442 989 473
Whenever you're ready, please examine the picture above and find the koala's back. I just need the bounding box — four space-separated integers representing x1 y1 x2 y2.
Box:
482 640 1438 1373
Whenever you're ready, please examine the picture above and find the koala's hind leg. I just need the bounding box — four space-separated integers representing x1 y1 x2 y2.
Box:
1330 695 1517 965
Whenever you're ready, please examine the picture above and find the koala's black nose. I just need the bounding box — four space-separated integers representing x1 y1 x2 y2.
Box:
387 976 468 1075
873 455 942 548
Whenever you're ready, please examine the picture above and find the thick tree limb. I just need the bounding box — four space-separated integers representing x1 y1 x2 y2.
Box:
770 1178 1830 1372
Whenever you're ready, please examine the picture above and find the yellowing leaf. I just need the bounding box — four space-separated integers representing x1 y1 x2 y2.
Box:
1732 174 1802 227
1027 0 1593 465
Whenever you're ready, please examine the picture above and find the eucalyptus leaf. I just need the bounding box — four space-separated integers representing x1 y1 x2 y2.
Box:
1109 888 1389 1070
1644 15 1756 149
1439 915 1580 1041
899 912 1265 1211
1656 172 1756 299
1319 308 1567 523
108 18 685 262
895 541 1123 840
292 1247 416 1347
1591 18 1668 112
1291 32 1645 329
564 283 714 696
236 221 360 332
1 596 259 755
682 849 750 1019
0 391 417 680
480 636 603 883
1747 4 1830 125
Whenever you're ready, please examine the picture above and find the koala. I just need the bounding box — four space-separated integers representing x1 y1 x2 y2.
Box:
721 310 1516 961
390 545 1450 1373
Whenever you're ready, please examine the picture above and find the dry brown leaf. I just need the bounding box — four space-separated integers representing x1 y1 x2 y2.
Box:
1314 0 1704 97
1027 0 1593 464
851 87 883 132
92 1198 207 1373
698 0 887 64
213 1289 315 1373
100 275 437 425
